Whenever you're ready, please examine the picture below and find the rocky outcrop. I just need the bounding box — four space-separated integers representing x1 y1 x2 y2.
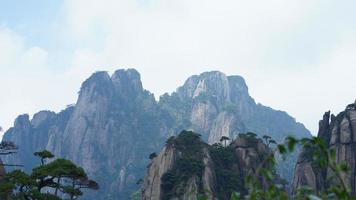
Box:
142 131 281 200
142 146 178 200
292 101 356 195
231 136 272 176
160 71 310 183
2 69 310 199
143 145 217 200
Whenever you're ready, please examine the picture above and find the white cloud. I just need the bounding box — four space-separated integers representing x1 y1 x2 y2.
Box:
0 27 76 136
57 0 356 134
1 0 356 137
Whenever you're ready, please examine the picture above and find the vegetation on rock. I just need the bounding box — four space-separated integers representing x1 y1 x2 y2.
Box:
161 131 205 200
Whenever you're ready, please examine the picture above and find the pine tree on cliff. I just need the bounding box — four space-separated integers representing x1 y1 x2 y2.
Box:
220 136 230 147
0 149 99 200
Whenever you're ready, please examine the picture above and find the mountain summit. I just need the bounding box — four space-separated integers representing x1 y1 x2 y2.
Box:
160 71 309 144
2 69 310 199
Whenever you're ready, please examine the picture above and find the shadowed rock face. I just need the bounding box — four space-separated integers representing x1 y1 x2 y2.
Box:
2 69 310 199
292 101 356 195
142 132 279 200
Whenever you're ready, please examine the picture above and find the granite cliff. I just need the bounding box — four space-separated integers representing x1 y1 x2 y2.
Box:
160 71 309 143
292 101 356 195
2 69 310 199
3 69 167 199
142 130 282 200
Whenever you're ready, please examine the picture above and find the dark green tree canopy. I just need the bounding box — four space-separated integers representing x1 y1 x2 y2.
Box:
0 149 98 200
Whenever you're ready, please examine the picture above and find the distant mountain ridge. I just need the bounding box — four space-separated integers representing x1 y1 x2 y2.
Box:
2 68 310 199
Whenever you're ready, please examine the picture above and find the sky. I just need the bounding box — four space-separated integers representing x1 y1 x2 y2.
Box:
0 0 355 137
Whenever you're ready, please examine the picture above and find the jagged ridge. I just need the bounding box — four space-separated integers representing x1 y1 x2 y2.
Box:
2 69 310 199
292 101 356 195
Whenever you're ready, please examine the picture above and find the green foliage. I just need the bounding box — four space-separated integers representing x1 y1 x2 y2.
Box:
0 149 98 200
262 135 276 147
246 132 257 138
129 190 142 200
166 136 175 146
209 144 243 200
238 132 258 139
223 132 356 200
160 130 205 200
34 150 54 165
274 136 356 200
161 172 177 199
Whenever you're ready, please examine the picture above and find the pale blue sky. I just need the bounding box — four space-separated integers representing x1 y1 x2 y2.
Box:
0 0 356 137
0 1 61 47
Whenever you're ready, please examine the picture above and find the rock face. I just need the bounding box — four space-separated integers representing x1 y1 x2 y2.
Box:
2 69 310 199
159 71 310 144
159 71 310 182
3 69 167 199
142 131 279 200
292 101 356 195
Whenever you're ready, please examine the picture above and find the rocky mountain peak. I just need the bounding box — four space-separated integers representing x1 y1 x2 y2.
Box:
111 68 144 98
80 71 111 91
3 68 311 199
75 69 147 112
13 114 31 130
177 71 230 101
78 71 113 104
31 111 56 128
176 71 251 106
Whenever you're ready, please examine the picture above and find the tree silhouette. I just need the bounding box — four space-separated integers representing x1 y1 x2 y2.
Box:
149 152 157 160
34 150 54 165
220 136 230 147
246 132 257 138
136 178 143 186
262 135 276 147
0 141 18 156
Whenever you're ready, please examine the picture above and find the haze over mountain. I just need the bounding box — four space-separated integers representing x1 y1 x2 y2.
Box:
2 69 310 199
1 0 356 137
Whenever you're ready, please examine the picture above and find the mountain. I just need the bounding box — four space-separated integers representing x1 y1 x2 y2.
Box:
2 69 310 199
142 130 284 200
292 101 356 195
3 69 167 199
159 71 310 143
